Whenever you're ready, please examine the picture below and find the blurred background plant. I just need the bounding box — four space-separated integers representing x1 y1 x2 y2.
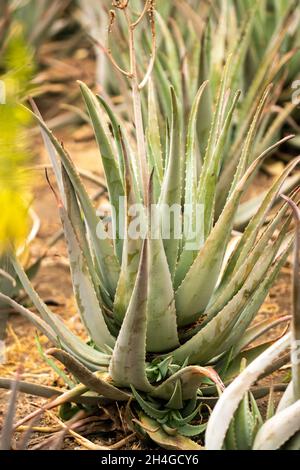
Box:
0 23 40 361
74 0 300 229
0 0 86 130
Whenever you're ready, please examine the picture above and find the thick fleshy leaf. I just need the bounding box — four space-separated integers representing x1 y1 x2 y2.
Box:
172 244 290 365
197 25 213 157
221 154 300 284
225 394 256 450
231 316 291 359
59 187 115 349
175 147 275 326
235 173 300 229
79 82 125 261
30 100 65 199
97 95 143 205
166 381 183 410
229 85 272 197
139 413 203 450
179 422 207 438
239 7 296 123
11 258 111 371
159 88 182 279
147 79 163 185
209 244 291 361
219 342 275 386
47 349 129 401
205 334 291 450
131 387 168 420
230 8 294 165
156 13 182 100
205 210 292 326
174 81 209 288
277 382 295 413
96 96 125 186
197 55 235 240
184 80 209 224
0 292 58 346
151 366 224 402
113 133 142 325
146 179 179 353
197 90 241 241
61 167 112 307
253 400 300 450
217 16 296 213
27 106 120 297
227 1 259 91
109 242 152 392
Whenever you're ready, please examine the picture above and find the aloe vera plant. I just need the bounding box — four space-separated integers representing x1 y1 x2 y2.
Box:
0 1 299 449
206 196 300 451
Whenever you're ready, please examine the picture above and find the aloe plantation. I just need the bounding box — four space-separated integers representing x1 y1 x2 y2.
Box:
0 0 300 454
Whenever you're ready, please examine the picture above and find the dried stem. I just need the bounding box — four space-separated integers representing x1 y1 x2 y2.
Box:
89 35 132 78
45 409 135 450
112 0 129 9
131 0 152 28
124 4 154 204
93 1 156 204
138 5 156 90
14 383 88 430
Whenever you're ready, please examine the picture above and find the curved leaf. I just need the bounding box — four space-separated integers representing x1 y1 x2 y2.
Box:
47 348 129 401
175 147 275 326
79 82 125 262
159 88 182 279
253 400 300 450
110 242 153 392
205 334 290 450
27 105 120 297
146 178 179 353
139 413 203 450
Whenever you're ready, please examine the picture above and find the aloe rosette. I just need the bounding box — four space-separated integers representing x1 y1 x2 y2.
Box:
0 77 298 443
0 2 299 448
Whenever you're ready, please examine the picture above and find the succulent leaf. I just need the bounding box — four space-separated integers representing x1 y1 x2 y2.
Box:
110 241 152 392
60 169 115 349
159 88 182 279
205 334 291 450
79 82 125 262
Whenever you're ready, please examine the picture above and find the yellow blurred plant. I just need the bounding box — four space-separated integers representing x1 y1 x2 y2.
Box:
0 24 34 254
